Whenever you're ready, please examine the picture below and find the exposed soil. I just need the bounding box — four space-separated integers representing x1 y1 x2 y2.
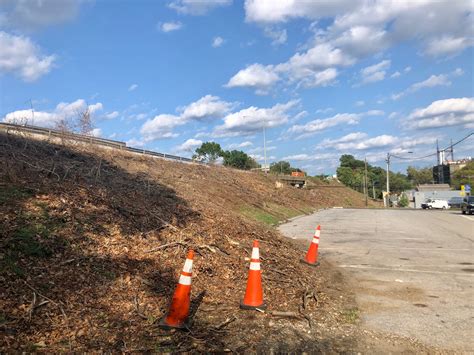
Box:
0 133 433 353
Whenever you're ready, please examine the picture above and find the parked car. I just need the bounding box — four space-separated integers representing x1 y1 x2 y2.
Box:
448 197 464 208
461 196 474 215
421 199 450 209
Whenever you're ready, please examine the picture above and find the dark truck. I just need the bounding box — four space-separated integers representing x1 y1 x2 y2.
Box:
461 196 474 215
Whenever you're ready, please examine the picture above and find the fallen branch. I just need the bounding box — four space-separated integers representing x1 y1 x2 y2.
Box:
270 311 300 318
133 295 148 320
146 241 186 253
24 281 59 305
214 315 236 330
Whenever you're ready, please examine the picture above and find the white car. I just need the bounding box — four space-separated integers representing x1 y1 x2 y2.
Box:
421 199 450 209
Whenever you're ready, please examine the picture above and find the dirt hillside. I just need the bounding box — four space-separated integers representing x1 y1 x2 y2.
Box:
1 132 381 352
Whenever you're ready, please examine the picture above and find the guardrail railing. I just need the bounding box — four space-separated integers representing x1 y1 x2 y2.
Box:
0 122 205 165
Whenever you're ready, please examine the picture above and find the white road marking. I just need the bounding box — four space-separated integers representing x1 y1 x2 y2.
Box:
338 264 473 276
323 247 471 251
460 215 474 221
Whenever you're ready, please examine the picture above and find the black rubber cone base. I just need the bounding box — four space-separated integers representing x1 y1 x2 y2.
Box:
300 258 320 267
240 301 267 311
158 316 190 331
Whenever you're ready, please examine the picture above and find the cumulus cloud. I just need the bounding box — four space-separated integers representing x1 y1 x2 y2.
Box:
324 134 397 150
263 27 287 46
1 0 83 30
213 100 299 137
159 21 183 32
128 84 138 91
225 63 280 94
358 60 390 85
3 99 103 127
212 36 225 47
140 114 183 140
0 31 56 81
104 111 119 119
175 138 203 152
169 0 232 15
228 141 253 149
407 97 474 129
391 71 459 100
288 110 383 139
179 95 234 120
235 0 473 94
140 95 233 141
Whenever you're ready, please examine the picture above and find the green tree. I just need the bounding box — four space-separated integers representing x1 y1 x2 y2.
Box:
399 193 409 207
339 154 365 169
222 150 258 170
193 142 223 163
451 161 474 190
270 161 292 174
407 166 433 185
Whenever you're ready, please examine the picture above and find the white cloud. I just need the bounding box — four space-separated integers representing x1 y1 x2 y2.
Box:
0 31 56 81
228 141 253 149
391 71 401 78
90 128 102 137
1 0 82 30
358 59 390 85
244 0 360 23
159 21 183 32
225 63 279 94
179 94 234 120
263 27 287 46
355 100 365 107
169 0 232 15
212 36 225 47
104 111 119 119
407 97 474 129
175 138 203 152
214 100 299 137
126 138 145 148
324 134 397 150
128 84 138 91
238 0 473 93
140 95 233 141
288 110 383 139
140 114 183 141
3 99 103 127
392 73 455 100
281 154 313 161
424 36 473 57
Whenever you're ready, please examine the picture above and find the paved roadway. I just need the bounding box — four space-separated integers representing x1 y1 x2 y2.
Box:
279 209 474 352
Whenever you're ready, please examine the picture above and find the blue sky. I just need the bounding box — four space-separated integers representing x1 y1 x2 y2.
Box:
1 0 473 175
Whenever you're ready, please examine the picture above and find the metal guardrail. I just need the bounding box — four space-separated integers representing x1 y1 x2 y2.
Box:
0 122 205 165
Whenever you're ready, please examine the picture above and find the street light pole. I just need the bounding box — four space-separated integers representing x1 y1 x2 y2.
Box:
385 153 391 207
263 122 267 173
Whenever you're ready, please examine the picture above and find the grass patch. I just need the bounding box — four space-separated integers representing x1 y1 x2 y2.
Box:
239 205 280 226
0 186 33 205
1 199 65 276
342 308 359 324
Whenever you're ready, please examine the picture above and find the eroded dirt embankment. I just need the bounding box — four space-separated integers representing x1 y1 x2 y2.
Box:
2 133 380 352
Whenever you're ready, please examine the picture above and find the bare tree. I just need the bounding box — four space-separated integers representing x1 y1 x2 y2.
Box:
77 107 94 136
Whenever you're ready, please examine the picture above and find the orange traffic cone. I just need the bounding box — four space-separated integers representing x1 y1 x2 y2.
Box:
159 250 194 330
301 225 321 267
240 240 266 310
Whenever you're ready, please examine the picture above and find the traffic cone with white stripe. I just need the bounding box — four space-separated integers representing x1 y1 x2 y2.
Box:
240 240 266 310
301 225 321 267
159 250 194 329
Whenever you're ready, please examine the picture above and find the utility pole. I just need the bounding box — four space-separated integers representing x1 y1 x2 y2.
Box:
385 153 391 207
262 119 267 174
364 158 368 207
29 99 35 126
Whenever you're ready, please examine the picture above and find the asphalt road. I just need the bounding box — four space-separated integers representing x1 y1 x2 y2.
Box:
279 209 474 352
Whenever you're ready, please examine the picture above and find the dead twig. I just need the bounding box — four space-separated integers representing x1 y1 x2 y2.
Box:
270 311 300 318
214 315 236 330
24 281 59 306
133 295 148 320
146 241 186 253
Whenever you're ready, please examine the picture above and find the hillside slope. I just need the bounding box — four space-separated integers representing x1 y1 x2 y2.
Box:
1 133 377 352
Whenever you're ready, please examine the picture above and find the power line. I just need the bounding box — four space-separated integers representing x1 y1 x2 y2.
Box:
391 132 473 161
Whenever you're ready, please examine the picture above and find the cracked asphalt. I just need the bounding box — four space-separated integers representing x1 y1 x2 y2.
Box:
279 208 474 352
